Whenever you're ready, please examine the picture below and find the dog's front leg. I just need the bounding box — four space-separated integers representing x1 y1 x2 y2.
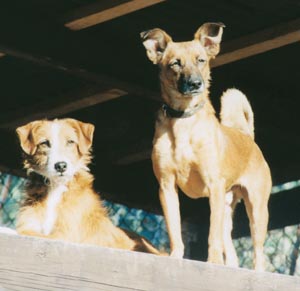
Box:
208 180 226 264
159 180 184 258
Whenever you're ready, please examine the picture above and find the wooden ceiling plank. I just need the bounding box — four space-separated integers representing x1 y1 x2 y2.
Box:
115 19 300 165
212 18 300 67
1 18 299 133
0 45 160 130
0 88 127 129
115 149 152 166
65 0 167 31
0 44 160 100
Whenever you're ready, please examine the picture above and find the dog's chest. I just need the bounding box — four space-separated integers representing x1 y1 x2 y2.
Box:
42 184 67 235
153 120 210 198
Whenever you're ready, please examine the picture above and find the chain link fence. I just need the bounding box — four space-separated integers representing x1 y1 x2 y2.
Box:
0 171 299 275
0 173 24 228
234 224 300 275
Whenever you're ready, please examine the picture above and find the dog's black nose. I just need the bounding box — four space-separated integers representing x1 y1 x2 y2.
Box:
178 74 204 94
54 162 67 173
188 78 202 91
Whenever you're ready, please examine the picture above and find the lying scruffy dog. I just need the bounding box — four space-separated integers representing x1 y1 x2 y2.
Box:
16 118 160 254
141 23 271 270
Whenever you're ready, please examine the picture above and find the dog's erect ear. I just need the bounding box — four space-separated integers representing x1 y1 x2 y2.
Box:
140 28 172 64
67 119 95 154
16 121 39 155
194 22 225 57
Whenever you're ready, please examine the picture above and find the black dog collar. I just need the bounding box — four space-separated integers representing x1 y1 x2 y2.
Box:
162 100 205 118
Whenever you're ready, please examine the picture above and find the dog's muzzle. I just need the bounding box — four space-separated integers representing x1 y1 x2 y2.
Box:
178 75 204 96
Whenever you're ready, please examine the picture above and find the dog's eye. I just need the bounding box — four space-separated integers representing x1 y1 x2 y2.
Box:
169 59 181 68
67 140 75 146
39 140 50 147
197 58 206 64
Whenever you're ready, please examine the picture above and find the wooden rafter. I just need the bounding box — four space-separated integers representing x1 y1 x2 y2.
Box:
116 148 152 166
0 45 160 129
212 18 300 67
0 88 126 129
0 45 160 102
64 0 167 31
115 19 300 165
1 18 299 135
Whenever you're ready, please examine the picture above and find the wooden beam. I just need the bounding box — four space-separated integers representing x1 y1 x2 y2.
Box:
0 45 160 129
0 233 299 291
115 148 151 165
64 0 167 31
0 87 126 129
2 16 300 129
1 17 299 131
0 44 160 102
212 18 300 67
115 19 300 165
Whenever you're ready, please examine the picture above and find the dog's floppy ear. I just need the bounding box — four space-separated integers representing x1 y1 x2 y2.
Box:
140 28 172 64
77 121 94 154
66 119 95 154
16 121 39 155
194 22 225 57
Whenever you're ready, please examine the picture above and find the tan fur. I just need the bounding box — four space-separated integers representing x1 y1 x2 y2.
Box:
220 88 254 138
141 23 271 270
16 118 161 255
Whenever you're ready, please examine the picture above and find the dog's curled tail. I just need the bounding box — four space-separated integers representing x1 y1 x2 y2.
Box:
220 88 254 139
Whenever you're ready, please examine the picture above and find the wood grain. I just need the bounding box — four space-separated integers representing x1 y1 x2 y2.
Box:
0 88 126 129
212 18 300 67
64 0 167 30
0 233 299 290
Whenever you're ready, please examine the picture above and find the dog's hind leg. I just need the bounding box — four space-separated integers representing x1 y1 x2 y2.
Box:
243 185 269 271
223 191 239 267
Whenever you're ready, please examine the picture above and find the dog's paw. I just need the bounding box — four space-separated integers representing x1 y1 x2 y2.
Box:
208 248 224 265
225 255 239 268
170 248 184 258
208 256 224 265
254 256 265 272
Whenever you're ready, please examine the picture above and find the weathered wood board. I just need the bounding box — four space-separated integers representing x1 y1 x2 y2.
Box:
0 233 299 291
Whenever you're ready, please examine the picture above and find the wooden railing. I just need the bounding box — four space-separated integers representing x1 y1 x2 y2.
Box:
0 233 299 291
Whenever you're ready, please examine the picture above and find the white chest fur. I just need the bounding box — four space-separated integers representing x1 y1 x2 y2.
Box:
42 184 67 235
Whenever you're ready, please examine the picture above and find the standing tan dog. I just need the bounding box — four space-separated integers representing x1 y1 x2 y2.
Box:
141 23 271 270
16 118 160 255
